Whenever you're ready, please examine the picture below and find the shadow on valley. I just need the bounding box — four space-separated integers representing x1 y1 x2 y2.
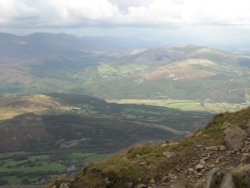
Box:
0 93 211 185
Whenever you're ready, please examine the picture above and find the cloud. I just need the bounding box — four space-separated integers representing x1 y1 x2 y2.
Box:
0 0 250 28
109 0 152 10
0 0 121 27
120 0 250 26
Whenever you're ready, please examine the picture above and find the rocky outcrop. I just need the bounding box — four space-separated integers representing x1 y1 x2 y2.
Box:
162 151 176 158
199 122 250 188
232 164 250 187
220 173 235 188
205 168 225 188
224 125 247 150
203 168 235 188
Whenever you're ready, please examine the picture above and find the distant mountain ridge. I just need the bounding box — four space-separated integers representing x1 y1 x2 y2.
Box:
0 33 249 103
71 45 250 102
0 32 158 56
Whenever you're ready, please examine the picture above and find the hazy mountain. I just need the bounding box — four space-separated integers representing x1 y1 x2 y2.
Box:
66 46 250 103
0 33 249 103
0 32 158 57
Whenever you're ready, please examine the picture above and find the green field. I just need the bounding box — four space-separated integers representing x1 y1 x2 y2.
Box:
0 152 110 185
109 99 249 113
68 153 111 163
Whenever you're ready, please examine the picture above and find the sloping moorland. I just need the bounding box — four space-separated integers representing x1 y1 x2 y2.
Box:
0 93 211 185
47 106 250 188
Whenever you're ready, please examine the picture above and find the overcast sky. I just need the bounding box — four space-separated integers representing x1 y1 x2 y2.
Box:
0 0 250 48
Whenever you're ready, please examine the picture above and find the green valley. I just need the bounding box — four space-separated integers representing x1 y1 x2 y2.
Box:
109 99 248 113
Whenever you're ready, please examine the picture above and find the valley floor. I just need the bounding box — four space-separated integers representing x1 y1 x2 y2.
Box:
0 151 110 186
109 99 249 113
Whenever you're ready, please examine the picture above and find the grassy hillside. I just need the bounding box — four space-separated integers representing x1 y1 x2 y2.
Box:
0 94 64 120
47 106 250 188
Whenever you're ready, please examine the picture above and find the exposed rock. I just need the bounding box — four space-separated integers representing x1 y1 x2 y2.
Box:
139 161 146 166
195 131 203 136
205 145 225 151
161 176 168 182
220 173 235 188
161 143 168 147
195 164 205 171
208 164 216 169
218 145 226 151
59 183 69 188
161 182 168 186
104 177 111 185
197 172 203 177
188 168 194 172
232 164 250 187
215 158 220 164
205 146 218 151
205 168 224 188
170 182 186 188
200 159 206 165
204 153 211 160
221 122 231 130
194 179 205 188
196 144 202 148
246 120 250 135
136 183 147 188
163 151 176 158
185 133 194 139
125 182 133 188
149 178 156 184
224 125 247 150
168 141 179 146
241 153 250 164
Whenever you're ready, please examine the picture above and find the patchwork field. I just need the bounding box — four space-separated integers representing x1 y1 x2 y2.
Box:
109 99 249 113
0 151 110 185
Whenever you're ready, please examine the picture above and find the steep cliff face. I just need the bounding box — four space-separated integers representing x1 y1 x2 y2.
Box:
47 107 250 188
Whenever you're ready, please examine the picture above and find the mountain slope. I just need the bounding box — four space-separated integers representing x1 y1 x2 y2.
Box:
47 106 250 188
0 94 211 153
0 94 211 185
